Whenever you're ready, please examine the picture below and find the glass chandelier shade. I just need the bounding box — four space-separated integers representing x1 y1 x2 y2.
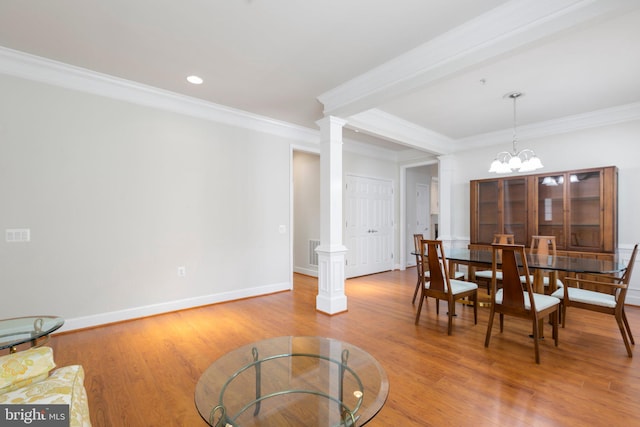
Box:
489 92 543 174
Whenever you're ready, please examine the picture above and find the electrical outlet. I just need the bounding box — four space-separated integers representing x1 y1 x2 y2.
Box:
177 266 186 277
6 229 30 242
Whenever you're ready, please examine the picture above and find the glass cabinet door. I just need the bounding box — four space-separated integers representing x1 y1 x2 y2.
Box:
537 174 566 248
503 178 527 244
568 171 602 251
476 180 499 244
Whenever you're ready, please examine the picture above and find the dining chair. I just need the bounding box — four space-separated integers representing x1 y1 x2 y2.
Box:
415 240 478 335
412 233 464 304
485 244 560 364
475 234 515 294
520 236 564 294
551 244 638 357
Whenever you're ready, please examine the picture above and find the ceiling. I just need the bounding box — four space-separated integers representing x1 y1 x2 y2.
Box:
1 0 639 155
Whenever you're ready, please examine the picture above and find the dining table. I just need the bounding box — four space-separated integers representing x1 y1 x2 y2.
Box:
443 247 627 295
440 246 627 339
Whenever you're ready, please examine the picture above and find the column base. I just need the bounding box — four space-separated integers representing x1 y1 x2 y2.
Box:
316 294 348 315
315 245 348 315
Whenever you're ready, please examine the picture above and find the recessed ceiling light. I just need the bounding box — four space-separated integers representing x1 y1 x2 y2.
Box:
187 75 203 85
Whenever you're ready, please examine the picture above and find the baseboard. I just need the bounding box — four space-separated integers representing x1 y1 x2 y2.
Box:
294 266 318 277
58 281 292 333
626 294 640 307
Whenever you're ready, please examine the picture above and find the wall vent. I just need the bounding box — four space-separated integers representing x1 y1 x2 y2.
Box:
309 239 320 266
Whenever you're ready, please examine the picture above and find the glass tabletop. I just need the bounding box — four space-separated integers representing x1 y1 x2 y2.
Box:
195 336 389 427
444 248 626 275
0 316 64 351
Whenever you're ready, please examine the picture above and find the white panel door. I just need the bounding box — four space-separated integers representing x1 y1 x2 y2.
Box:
416 183 430 237
407 183 430 265
345 175 394 278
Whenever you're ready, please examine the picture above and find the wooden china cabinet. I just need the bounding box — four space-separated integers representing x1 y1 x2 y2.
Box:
471 176 529 245
470 166 617 255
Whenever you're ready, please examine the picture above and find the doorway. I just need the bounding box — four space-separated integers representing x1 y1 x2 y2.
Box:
344 174 394 278
404 162 439 267
292 149 320 277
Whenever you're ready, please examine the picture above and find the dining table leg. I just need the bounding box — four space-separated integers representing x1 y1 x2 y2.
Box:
547 270 560 325
547 271 559 294
534 269 545 339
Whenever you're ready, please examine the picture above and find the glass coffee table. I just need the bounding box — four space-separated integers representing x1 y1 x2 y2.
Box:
0 316 64 353
195 336 389 426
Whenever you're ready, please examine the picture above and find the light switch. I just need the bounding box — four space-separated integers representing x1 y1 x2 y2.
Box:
177 266 186 277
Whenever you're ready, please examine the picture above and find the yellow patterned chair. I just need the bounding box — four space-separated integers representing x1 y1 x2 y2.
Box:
0 346 90 426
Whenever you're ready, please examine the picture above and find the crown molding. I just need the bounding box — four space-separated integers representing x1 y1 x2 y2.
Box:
0 46 320 144
318 0 637 118
0 46 418 160
347 101 640 155
4 42 638 162
454 101 640 150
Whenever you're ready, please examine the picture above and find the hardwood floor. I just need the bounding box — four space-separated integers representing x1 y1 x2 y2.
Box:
49 269 640 426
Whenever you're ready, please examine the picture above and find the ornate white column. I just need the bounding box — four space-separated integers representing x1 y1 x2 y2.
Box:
315 116 348 314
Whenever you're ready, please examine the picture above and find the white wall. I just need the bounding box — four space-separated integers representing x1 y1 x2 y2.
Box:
0 74 293 330
449 120 640 303
4 70 638 329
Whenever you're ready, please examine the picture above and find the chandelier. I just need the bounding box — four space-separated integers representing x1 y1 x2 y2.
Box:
489 92 543 174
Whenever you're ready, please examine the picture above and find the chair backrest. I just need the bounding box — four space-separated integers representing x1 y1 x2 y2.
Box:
578 244 637 299
530 235 557 256
492 244 534 310
414 234 424 276
620 244 638 285
413 234 423 258
489 234 514 264
493 234 515 244
421 239 449 293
